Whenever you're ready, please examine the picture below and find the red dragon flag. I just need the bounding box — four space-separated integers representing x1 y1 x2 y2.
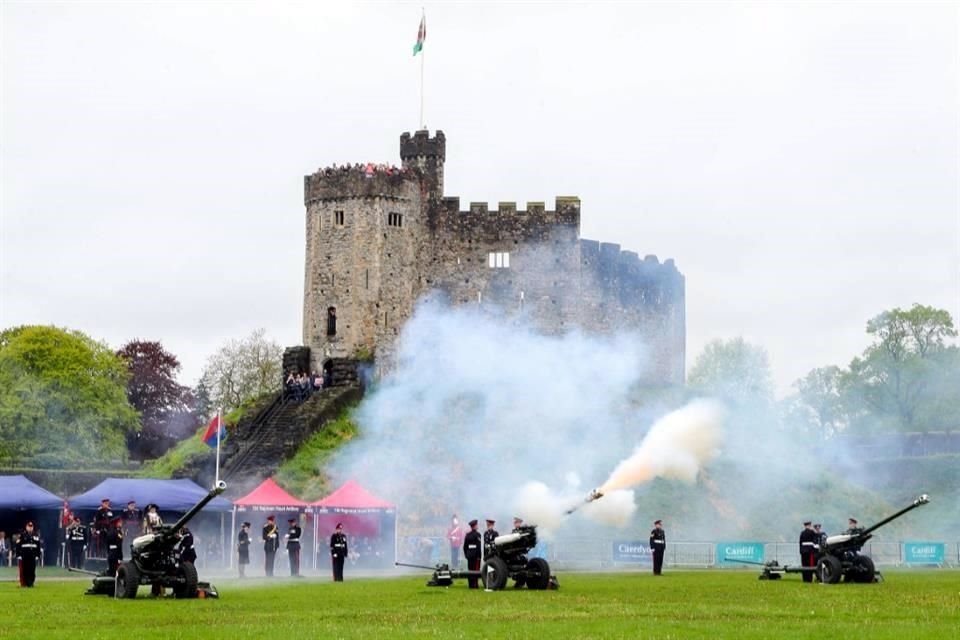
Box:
413 13 426 56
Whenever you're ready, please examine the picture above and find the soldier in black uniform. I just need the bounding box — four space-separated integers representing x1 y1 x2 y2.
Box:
649 519 666 576
799 520 818 582
105 517 124 576
462 519 482 589
482 519 499 557
814 523 827 549
93 498 113 556
330 522 348 582
66 515 88 570
262 516 280 577
178 526 197 564
16 521 42 587
122 501 141 552
285 517 302 577
237 522 251 578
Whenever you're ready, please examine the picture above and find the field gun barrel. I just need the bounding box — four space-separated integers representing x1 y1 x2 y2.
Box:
860 494 930 537
169 480 227 533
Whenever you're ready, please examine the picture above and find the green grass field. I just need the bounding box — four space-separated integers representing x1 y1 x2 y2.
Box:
3 568 959 639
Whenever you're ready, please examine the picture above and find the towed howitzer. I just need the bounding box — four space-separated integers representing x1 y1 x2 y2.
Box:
84 480 226 599
813 494 930 584
396 524 558 591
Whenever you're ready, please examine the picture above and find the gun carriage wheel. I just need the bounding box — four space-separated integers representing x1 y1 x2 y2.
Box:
482 557 509 590
174 561 199 599
816 555 842 584
525 557 552 590
115 562 140 599
849 555 876 583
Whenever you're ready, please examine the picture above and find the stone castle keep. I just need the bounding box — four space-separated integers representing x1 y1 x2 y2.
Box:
301 130 686 383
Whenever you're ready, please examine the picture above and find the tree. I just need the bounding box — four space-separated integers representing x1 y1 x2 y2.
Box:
117 340 198 459
786 366 847 440
688 337 775 408
199 328 283 412
0 325 139 466
845 304 958 430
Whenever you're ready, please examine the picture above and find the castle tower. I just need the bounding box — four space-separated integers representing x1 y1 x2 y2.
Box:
400 130 445 200
302 162 424 369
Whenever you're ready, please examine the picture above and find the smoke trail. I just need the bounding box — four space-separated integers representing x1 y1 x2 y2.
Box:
514 481 637 533
597 399 725 493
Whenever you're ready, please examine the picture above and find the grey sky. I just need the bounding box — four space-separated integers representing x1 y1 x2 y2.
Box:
2 1 957 395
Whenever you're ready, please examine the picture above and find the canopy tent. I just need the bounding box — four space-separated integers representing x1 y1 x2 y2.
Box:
312 480 397 570
230 478 312 571
0 475 65 565
68 478 232 512
0 475 64 510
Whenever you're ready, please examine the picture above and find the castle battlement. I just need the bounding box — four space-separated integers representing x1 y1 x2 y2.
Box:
400 130 446 161
304 170 419 204
438 197 580 221
580 239 685 308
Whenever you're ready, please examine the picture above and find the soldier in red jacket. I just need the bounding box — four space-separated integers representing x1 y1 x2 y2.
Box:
446 515 464 569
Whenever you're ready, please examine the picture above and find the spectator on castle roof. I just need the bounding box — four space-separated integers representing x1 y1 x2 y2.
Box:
298 373 310 401
312 371 323 392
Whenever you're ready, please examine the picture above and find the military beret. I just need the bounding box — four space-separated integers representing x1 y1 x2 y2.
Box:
468 519 478 527
266 515 275 521
242 522 251 528
335 522 343 529
654 519 662 525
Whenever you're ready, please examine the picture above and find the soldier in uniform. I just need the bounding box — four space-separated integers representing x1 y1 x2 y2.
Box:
122 501 141 551
285 517 302 577
814 523 827 549
799 520 818 582
649 519 666 576
237 522 251 578
846 517 860 534
16 521 42 587
66 515 88 570
105 517 124 576
446 515 464 569
93 498 113 556
462 519 482 589
482 519 499 558
330 522 348 582
263 515 280 577
178 526 197 564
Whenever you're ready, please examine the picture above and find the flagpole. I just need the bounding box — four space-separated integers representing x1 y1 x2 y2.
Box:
419 8 425 130
215 407 222 486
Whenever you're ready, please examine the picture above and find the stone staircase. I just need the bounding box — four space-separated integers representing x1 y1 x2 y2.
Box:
182 383 364 496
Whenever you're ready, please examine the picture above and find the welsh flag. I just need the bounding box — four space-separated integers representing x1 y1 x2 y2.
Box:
413 14 426 56
202 414 227 448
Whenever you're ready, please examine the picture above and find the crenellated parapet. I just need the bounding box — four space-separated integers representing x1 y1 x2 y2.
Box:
400 130 446 162
580 239 685 309
304 169 420 204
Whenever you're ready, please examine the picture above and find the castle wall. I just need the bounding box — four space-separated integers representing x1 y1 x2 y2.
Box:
302 131 686 384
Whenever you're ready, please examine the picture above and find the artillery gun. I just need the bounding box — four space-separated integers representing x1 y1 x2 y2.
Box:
78 481 226 599
814 494 929 584
727 494 930 583
396 524 557 590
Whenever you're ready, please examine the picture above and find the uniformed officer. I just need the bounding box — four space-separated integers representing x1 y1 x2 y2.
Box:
649 519 666 576
482 519 499 558
105 517 124 576
512 517 524 531
285 517 302 577
122 501 141 551
178 526 197 564
66 515 88 569
93 498 113 556
16 521 42 587
237 522 251 578
330 523 348 582
846 517 860 533
799 520 818 582
814 523 827 549
263 516 280 577
462 519 482 589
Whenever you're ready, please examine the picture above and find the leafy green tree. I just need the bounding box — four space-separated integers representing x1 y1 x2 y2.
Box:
199 328 283 412
844 304 958 431
784 366 847 440
688 337 775 407
0 326 139 466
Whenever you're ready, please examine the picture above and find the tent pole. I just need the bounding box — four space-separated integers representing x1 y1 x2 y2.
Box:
229 508 236 572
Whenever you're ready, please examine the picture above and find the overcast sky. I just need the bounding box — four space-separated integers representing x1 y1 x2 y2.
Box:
2 1 957 395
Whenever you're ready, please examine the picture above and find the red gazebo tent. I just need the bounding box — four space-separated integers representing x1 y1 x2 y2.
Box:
231 478 311 570
311 480 397 569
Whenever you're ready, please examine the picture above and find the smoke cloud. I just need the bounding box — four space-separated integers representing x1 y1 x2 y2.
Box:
598 399 725 492
329 298 675 533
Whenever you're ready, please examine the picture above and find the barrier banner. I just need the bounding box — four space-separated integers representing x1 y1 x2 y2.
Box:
612 541 652 564
716 542 764 567
903 542 944 565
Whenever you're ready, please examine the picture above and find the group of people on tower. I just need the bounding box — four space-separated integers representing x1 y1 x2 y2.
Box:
284 370 326 402
316 162 409 178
